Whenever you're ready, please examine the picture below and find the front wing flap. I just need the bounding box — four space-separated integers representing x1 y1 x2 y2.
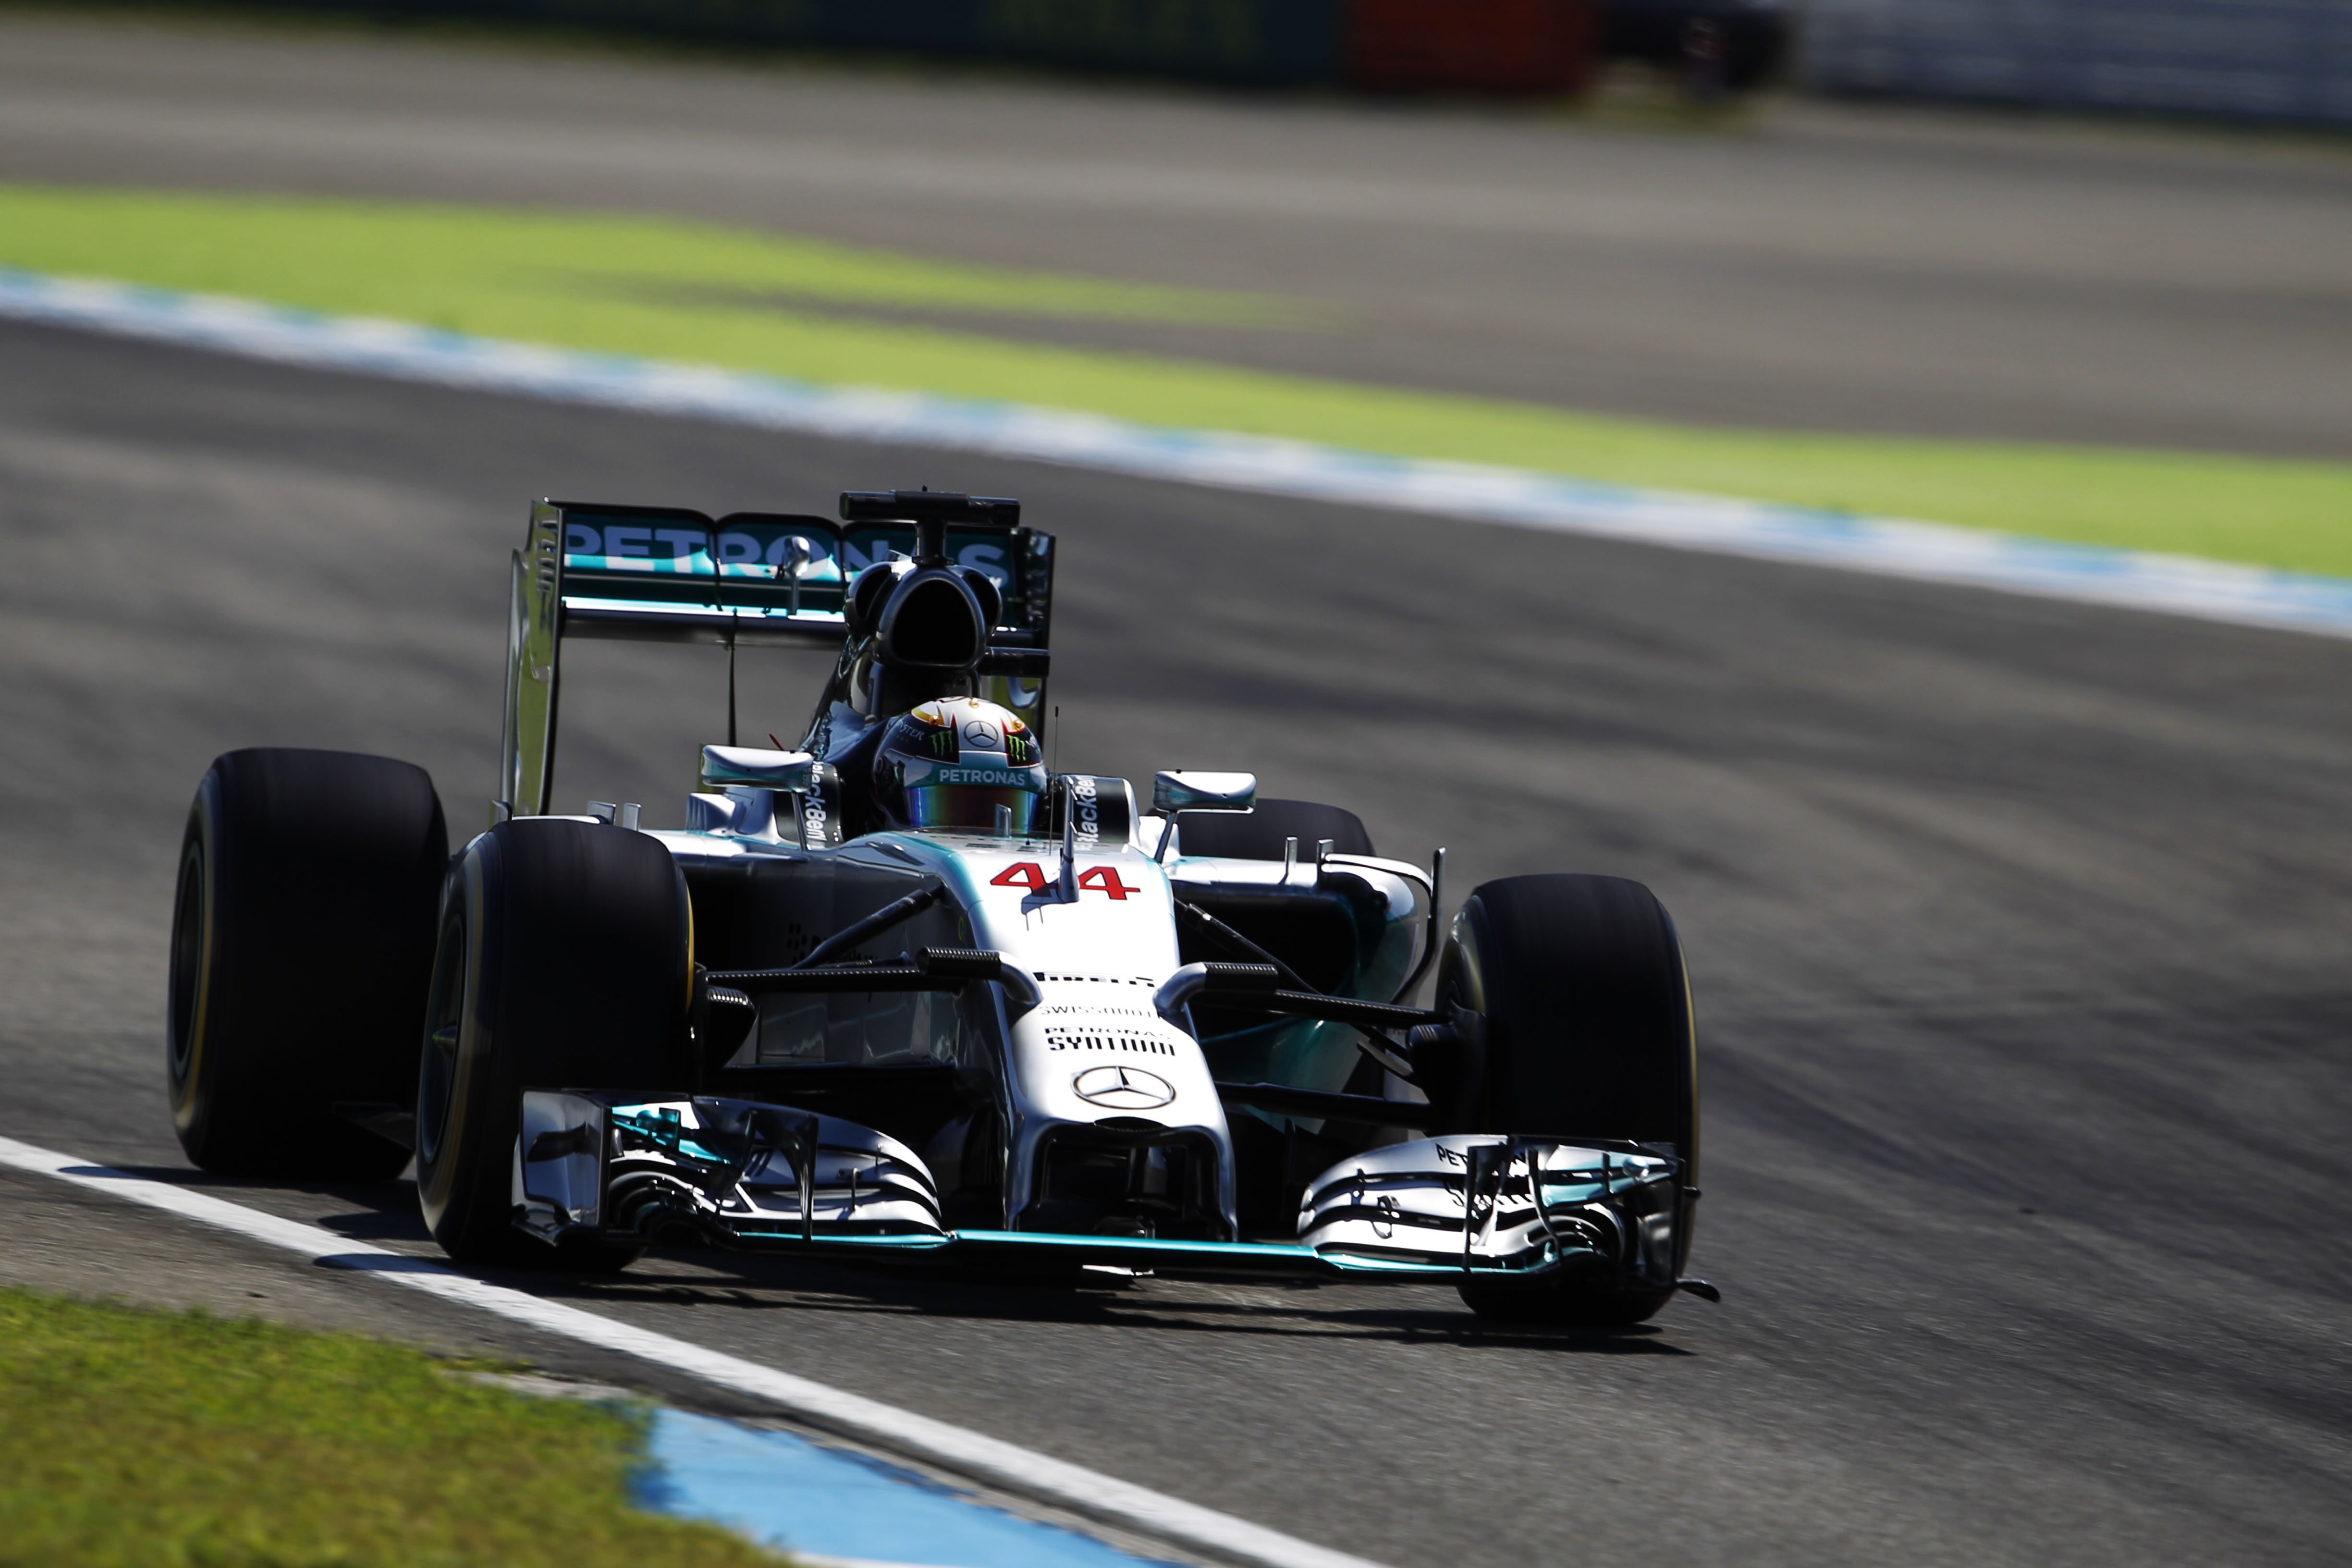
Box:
1299 1135 1682 1289
516 1091 946 1250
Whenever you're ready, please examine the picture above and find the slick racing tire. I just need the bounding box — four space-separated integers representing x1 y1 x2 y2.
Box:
1172 798 1374 860
414 818 691 1269
1440 874 1697 1327
168 748 447 1181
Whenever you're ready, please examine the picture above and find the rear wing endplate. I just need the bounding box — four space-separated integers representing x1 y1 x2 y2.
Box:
499 499 1055 819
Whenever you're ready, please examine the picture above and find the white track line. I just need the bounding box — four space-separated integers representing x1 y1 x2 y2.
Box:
5 268 2351 642
0 1134 1386 1568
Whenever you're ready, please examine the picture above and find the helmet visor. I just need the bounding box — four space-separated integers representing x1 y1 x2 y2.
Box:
904 784 1041 833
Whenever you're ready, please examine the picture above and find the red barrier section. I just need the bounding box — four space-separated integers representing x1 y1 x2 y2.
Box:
1345 0 1597 93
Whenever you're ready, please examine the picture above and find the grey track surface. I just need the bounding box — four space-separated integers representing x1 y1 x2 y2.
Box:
7 10 2352 458
3 318 2351 1566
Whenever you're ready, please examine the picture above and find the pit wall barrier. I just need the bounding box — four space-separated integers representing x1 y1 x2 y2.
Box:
149 0 1598 92
1801 0 2352 129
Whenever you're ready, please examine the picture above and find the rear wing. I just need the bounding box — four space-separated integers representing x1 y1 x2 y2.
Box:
499 499 1055 819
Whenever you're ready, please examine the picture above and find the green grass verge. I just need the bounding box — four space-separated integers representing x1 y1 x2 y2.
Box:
0 1286 783 1568
5 184 2350 577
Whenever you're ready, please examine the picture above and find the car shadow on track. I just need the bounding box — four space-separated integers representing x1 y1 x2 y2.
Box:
528 1250 1695 1356
98 1165 459 1255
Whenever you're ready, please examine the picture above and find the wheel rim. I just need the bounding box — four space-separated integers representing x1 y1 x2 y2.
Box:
166 839 205 1089
415 908 466 1166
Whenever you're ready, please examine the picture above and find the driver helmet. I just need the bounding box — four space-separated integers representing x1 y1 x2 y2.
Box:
873 697 1047 833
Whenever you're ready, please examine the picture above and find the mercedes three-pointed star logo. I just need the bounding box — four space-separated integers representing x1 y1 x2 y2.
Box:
1071 1064 1176 1110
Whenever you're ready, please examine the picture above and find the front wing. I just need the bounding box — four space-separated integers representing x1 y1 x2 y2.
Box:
515 1091 1689 1290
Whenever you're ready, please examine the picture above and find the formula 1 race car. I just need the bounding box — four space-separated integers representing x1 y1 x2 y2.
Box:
166 490 1711 1324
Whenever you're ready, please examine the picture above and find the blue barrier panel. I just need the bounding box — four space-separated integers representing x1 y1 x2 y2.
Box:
1802 0 2352 128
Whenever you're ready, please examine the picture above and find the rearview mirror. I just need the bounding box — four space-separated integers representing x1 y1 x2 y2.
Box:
1152 771 1256 814
701 745 817 792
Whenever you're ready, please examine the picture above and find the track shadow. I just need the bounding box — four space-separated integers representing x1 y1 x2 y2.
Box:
86 1163 436 1242
521 1248 1694 1356
306 1204 437 1242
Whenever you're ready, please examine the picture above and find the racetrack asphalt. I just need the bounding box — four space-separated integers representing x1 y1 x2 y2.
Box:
7 10 2352 460
2 316 2349 1566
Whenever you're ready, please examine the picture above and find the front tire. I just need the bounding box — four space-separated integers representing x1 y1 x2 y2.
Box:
1440 874 1698 1326
167 749 446 1181
414 818 692 1267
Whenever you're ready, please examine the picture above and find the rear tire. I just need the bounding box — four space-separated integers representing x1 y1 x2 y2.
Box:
414 818 691 1267
1440 874 1698 1326
167 749 446 1181
1173 798 1373 861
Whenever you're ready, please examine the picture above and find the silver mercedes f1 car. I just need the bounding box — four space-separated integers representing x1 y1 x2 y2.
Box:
167 489 1711 1324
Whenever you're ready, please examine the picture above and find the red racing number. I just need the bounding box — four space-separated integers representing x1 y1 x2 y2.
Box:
989 862 1141 900
1077 866 1139 901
